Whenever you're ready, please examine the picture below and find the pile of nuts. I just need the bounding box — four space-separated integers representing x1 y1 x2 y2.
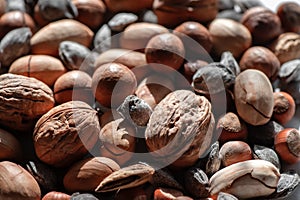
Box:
0 0 300 199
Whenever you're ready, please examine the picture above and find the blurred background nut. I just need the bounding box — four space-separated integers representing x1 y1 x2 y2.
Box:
0 10 36 39
0 74 55 132
272 91 295 125
72 0 106 30
53 70 93 105
241 6 282 45
42 191 70 200
145 33 185 71
104 0 153 13
208 18 252 59
92 63 137 108
0 0 6 16
0 128 22 161
9 55 67 87
63 157 120 192
239 46 280 82
234 69 274 126
120 22 169 51
30 19 94 56
33 101 100 168
277 2 300 33
275 128 300 164
0 161 41 200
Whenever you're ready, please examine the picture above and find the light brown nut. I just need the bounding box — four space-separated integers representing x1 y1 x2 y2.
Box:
145 90 215 168
0 128 22 161
0 73 55 131
209 160 281 199
9 55 66 87
30 19 93 57
0 161 41 200
234 69 274 126
63 157 120 192
33 101 100 168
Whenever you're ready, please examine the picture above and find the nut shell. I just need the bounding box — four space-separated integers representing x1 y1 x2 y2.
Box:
104 0 153 13
42 191 70 200
277 2 300 33
272 91 295 125
0 128 21 161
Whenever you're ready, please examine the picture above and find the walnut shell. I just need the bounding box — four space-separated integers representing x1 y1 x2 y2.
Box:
0 73 55 131
33 101 100 168
145 90 215 168
0 161 41 200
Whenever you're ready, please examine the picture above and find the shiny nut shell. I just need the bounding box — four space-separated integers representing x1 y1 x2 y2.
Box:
30 19 94 56
9 55 66 87
0 128 21 160
104 0 153 13
42 191 70 200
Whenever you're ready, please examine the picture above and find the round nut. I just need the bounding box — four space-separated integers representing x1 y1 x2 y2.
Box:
0 128 22 161
239 46 280 82
208 18 252 58
42 191 70 200
9 55 67 87
92 63 137 108
277 2 300 33
53 70 93 105
63 157 120 192
104 0 153 13
272 91 295 125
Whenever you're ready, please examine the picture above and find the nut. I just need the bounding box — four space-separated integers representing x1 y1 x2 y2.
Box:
0 161 41 200
183 168 209 198
234 69 274 126
145 90 215 168
104 0 153 13
108 13 138 32
274 128 300 164
154 188 183 200
33 101 100 167
277 2 300 33
42 191 70 200
272 91 295 125
253 145 281 170
9 55 67 87
63 157 120 192
0 128 22 161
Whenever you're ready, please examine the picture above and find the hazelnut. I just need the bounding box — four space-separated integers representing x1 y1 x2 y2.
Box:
239 46 280 82
277 2 300 33
42 191 70 200
54 70 93 105
216 112 248 144
241 7 282 45
0 128 22 161
272 91 295 125
219 141 252 167
208 18 252 58
92 63 137 108
145 33 185 71
274 128 300 164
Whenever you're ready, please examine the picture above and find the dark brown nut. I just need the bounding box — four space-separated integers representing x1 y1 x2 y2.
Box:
239 46 280 82
104 0 153 13
33 101 100 168
153 0 218 27
99 117 136 166
63 157 120 192
154 188 183 200
268 32 300 64
114 185 150 200
42 191 70 200
0 27 31 67
120 22 169 51
93 24 112 53
272 91 295 125
151 168 184 191
219 141 252 167
274 128 300 164
0 73 55 131
72 0 106 30
234 69 274 126
205 141 221 176
54 70 93 105
183 60 208 83
9 55 67 87
71 193 99 200
277 2 300 33
92 63 137 108
95 49 147 70
174 21 213 56
135 74 175 109
108 13 138 32
216 112 248 144
30 19 94 57
241 7 282 45
253 145 281 170
145 90 215 168
208 18 252 58
0 161 41 200
220 51 240 76
95 163 155 192
145 33 185 71
0 128 21 161
0 10 36 39
184 168 209 198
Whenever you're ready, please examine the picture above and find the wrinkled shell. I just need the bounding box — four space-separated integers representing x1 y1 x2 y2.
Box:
145 90 215 168
151 168 184 191
234 69 274 125
0 128 21 160
0 73 55 131
33 101 100 167
0 161 41 200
